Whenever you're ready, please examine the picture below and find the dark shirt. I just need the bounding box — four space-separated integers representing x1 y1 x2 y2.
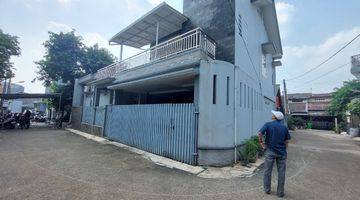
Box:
259 120 291 156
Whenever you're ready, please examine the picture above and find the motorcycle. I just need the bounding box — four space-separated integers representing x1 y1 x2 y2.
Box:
19 110 31 129
2 116 16 129
0 113 16 129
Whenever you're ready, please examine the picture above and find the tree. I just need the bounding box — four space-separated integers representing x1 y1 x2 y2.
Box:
82 44 115 74
35 31 84 86
0 29 21 81
327 79 360 118
347 98 360 116
35 31 115 110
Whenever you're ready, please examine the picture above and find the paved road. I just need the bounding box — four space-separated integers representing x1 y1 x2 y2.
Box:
0 128 359 200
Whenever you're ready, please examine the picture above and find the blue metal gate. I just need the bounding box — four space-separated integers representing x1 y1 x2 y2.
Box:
104 103 198 165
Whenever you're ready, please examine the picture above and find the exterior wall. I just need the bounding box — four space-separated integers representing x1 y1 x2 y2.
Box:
183 0 235 64
197 60 235 166
234 0 276 143
113 49 204 84
71 106 82 130
72 78 83 107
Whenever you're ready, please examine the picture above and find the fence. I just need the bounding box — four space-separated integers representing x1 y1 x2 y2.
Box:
82 106 106 127
95 28 216 80
104 103 198 165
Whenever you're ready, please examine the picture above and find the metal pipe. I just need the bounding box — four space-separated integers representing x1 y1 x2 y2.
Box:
156 21 159 46
234 65 238 163
119 45 123 61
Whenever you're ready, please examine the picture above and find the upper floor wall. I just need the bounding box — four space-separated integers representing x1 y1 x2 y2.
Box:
183 0 235 64
235 0 281 100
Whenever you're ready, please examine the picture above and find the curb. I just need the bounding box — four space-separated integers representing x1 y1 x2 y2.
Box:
65 128 205 175
65 128 264 178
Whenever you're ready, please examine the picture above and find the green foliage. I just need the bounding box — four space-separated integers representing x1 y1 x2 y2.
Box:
347 98 360 116
306 121 313 129
82 44 115 74
327 79 360 119
287 116 305 130
35 31 84 86
237 136 263 166
35 31 115 110
0 29 21 81
46 82 74 111
338 121 347 132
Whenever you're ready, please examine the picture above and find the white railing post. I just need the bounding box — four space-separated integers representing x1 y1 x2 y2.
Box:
95 28 216 80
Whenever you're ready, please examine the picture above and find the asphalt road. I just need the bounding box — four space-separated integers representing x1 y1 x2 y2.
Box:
0 127 359 200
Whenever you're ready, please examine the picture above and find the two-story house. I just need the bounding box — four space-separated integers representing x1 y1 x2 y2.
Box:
71 0 282 166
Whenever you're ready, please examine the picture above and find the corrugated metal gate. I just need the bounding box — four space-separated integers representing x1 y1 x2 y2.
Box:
81 106 106 127
104 103 198 165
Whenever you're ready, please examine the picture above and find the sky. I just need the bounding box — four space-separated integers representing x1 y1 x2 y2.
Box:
0 0 359 94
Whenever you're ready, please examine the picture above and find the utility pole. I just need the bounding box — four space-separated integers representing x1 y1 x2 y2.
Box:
283 79 289 115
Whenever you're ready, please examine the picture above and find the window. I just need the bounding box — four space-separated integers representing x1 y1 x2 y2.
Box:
226 76 230 105
244 84 247 108
247 86 250 108
240 82 242 107
213 75 217 104
251 88 254 109
262 54 267 77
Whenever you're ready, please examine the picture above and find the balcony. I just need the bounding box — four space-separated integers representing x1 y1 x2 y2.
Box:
95 28 216 80
351 54 360 78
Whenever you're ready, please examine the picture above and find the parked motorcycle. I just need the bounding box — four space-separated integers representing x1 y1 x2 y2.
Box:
0 113 16 129
2 116 16 129
19 110 31 129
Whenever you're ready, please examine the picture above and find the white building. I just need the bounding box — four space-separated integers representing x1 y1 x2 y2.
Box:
72 0 282 166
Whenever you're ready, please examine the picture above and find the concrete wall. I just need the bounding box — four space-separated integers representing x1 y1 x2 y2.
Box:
113 49 204 84
183 0 235 64
71 107 82 130
234 0 276 143
72 78 83 107
197 60 235 166
195 0 278 165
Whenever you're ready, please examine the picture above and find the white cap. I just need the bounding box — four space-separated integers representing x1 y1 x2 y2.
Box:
271 110 284 120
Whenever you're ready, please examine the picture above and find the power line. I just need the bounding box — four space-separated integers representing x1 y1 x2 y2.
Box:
287 33 360 81
289 62 350 90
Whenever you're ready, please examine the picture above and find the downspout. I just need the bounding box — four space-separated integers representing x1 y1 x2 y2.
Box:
233 65 238 164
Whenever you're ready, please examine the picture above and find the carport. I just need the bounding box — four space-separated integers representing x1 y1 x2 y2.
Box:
0 93 62 112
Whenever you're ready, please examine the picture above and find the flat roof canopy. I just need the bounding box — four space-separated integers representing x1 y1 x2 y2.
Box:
109 2 188 48
0 93 61 100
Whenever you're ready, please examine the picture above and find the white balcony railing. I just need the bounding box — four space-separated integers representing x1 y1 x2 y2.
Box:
95 28 216 80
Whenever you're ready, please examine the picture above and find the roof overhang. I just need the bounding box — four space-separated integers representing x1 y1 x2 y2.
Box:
109 2 188 48
0 93 61 99
87 77 115 86
78 74 95 85
253 0 283 59
107 68 198 92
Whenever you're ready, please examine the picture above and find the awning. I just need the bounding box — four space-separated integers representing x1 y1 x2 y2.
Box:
109 2 188 48
0 93 61 99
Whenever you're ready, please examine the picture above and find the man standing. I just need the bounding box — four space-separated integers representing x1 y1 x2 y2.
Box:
258 110 291 198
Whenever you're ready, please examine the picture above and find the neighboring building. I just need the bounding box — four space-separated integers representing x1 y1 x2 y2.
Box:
1 82 25 112
72 1 282 166
288 93 335 130
351 54 360 78
0 82 47 113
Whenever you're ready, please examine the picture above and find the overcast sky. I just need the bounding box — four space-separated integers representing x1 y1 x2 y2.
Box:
0 0 359 94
